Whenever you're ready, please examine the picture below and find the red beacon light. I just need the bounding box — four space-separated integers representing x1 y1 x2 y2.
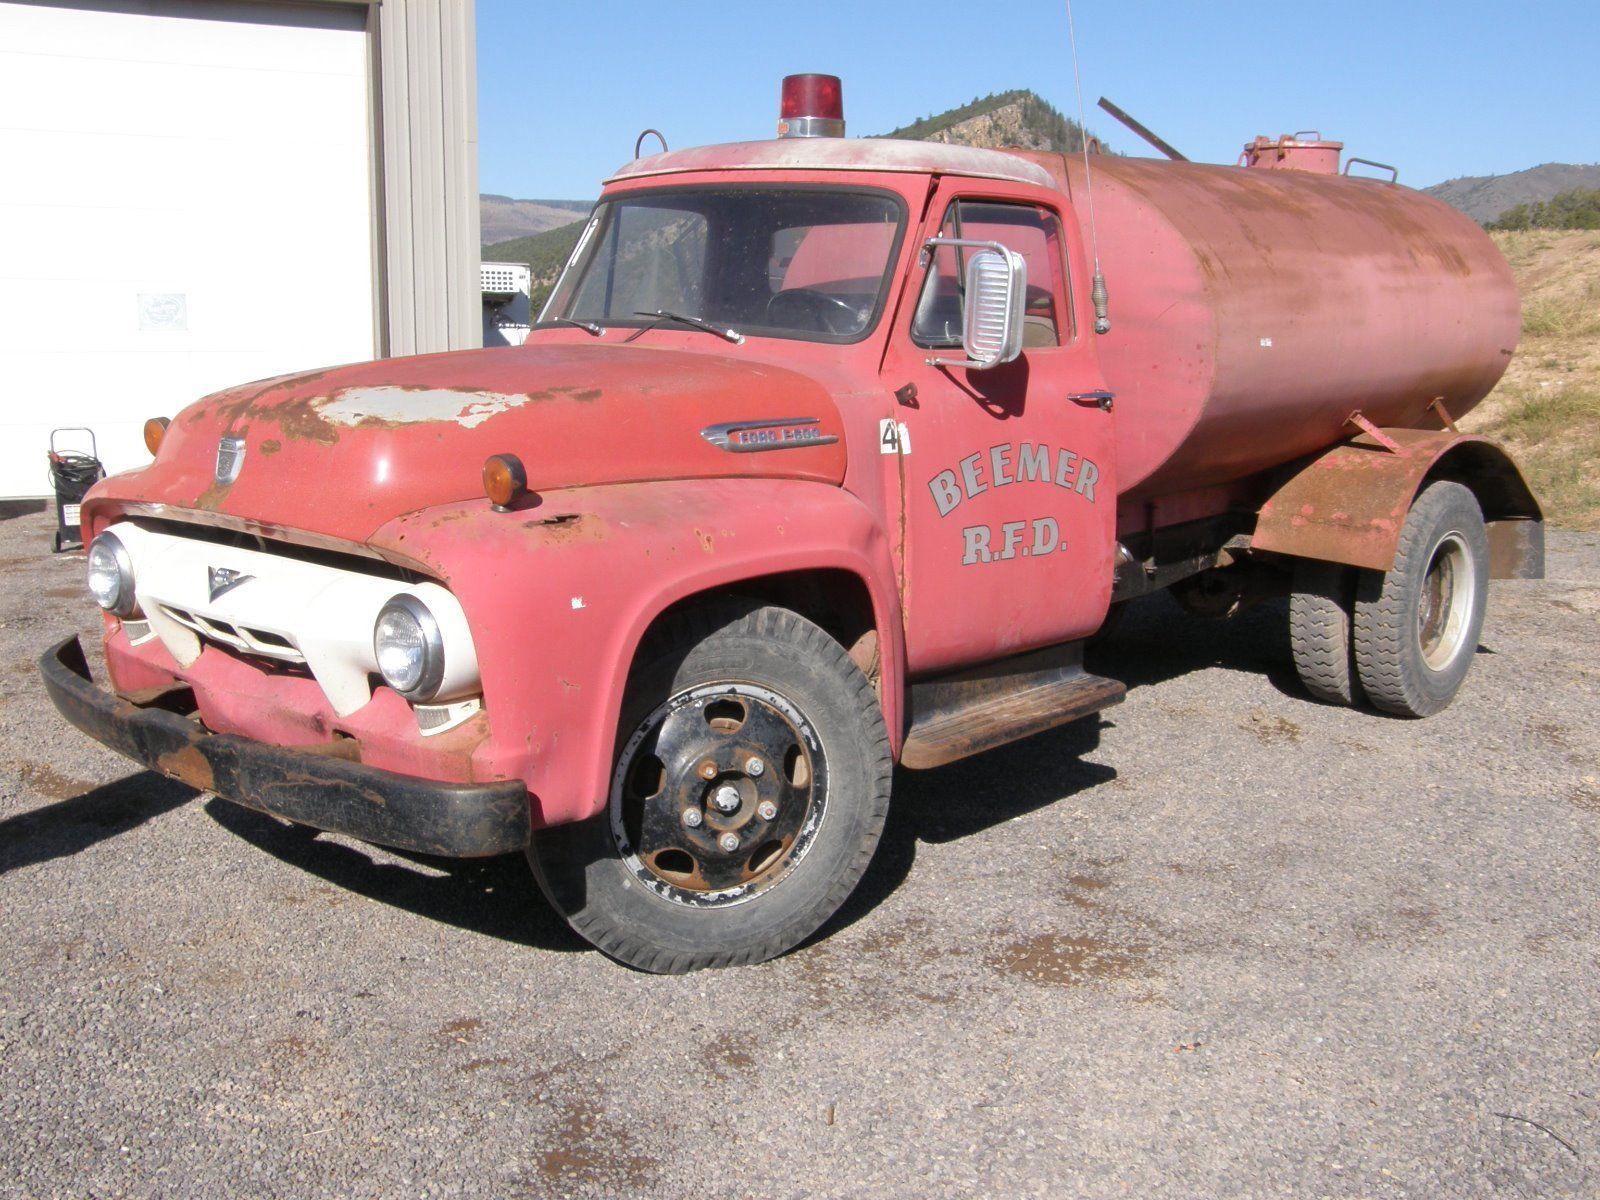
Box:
778 73 844 139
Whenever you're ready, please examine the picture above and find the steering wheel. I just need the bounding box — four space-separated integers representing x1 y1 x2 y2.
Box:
765 288 864 335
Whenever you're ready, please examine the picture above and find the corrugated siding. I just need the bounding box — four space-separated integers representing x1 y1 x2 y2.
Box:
377 0 479 354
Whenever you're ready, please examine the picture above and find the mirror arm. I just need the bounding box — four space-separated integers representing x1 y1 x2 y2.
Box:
918 236 1009 268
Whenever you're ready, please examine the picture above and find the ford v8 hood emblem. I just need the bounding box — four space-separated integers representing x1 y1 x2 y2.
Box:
208 566 253 602
215 435 246 485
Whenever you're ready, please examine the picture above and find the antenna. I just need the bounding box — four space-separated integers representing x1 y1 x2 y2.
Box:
1064 0 1110 334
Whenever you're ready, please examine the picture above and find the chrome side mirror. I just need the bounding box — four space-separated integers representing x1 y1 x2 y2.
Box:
921 237 1027 370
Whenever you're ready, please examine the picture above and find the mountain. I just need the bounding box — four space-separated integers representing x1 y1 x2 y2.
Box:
1424 164 1600 224
479 194 591 245
882 90 1105 154
482 222 588 313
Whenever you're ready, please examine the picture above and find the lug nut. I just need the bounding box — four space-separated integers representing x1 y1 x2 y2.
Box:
746 756 765 778
710 784 741 814
757 800 778 821
718 832 740 852
697 760 718 781
681 808 703 828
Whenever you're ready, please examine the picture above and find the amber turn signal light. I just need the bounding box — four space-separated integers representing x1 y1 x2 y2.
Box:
143 416 171 456
483 453 528 509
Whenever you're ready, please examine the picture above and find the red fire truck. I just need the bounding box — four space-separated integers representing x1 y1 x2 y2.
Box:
43 76 1540 972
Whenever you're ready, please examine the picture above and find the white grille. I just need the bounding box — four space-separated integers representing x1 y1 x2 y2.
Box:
105 521 481 717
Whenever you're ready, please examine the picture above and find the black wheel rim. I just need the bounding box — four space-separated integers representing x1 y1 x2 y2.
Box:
609 682 828 908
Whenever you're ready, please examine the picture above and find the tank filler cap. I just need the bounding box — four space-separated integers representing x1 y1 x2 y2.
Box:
1240 132 1344 174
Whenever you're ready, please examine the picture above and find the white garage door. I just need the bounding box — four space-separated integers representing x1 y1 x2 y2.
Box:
0 0 376 497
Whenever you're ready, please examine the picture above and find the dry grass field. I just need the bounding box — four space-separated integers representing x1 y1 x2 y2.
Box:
1463 231 1600 530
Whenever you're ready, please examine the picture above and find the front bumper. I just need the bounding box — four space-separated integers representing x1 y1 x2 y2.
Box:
40 636 530 857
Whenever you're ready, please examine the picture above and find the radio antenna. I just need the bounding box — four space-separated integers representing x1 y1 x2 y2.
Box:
1064 0 1110 333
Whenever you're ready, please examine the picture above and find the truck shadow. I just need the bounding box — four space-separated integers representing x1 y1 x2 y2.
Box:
194 592 1321 958
816 717 1117 942
1088 591 1307 699
0 771 195 876
817 590 1316 943
204 799 586 954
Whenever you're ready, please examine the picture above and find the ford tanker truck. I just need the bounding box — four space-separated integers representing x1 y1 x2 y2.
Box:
42 76 1541 972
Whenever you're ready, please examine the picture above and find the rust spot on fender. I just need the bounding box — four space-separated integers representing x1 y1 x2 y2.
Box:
525 386 601 404
157 744 215 792
259 439 282 456
193 479 234 512
694 527 715 554
524 512 605 544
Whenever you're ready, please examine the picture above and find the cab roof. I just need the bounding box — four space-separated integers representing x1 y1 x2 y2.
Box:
607 138 1057 189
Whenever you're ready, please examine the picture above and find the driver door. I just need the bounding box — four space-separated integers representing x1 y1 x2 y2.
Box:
882 180 1117 675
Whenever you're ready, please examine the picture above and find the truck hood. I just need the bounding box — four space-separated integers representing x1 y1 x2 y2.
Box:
94 342 848 543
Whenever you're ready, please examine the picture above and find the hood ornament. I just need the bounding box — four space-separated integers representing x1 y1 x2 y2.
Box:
215 435 246 485
207 566 253 602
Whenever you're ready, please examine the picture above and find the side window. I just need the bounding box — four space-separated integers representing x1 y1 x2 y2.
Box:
911 201 1070 349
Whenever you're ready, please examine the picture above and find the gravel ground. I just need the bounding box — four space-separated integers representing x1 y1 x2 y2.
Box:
1 504 1596 1199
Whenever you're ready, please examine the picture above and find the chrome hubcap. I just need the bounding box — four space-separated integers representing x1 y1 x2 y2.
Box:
1418 532 1476 672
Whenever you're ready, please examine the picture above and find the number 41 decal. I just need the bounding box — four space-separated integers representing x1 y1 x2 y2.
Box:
879 418 911 455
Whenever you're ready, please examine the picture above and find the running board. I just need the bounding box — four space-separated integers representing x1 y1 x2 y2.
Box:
900 641 1125 770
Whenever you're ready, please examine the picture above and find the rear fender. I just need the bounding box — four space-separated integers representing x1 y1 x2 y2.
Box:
371 478 904 828
1253 428 1543 577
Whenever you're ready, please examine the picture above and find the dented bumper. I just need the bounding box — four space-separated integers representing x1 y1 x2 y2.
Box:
39 636 530 857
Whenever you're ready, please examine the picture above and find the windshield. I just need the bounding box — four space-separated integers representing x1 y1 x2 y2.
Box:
542 186 907 344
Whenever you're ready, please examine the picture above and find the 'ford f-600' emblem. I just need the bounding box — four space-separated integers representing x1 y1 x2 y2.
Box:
701 417 837 453
215 435 246 485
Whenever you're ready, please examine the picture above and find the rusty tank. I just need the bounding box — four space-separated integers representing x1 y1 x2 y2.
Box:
1014 147 1521 501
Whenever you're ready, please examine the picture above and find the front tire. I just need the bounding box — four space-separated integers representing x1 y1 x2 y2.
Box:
529 603 892 973
1352 481 1489 717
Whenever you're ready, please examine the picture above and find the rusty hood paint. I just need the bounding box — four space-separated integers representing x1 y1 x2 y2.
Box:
91 342 848 543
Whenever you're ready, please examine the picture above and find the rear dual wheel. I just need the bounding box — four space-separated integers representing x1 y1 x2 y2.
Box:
1288 481 1489 717
529 603 892 974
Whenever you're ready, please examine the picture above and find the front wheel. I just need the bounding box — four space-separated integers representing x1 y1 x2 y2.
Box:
529 603 892 973
1352 481 1489 717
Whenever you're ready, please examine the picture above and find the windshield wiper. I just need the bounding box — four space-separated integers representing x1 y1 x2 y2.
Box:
548 316 605 337
632 309 744 344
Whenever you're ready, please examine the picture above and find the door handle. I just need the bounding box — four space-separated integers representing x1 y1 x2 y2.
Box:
1068 390 1115 412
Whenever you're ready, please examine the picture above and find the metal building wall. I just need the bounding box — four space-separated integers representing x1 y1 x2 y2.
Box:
373 0 481 356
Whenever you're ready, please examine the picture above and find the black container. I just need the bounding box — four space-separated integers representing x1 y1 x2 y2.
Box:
47 428 104 553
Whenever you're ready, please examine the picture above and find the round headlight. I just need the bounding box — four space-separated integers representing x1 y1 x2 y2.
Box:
373 595 444 701
87 532 137 616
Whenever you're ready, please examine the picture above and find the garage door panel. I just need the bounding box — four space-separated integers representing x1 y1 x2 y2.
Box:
0 203 193 287
0 129 199 210
0 1 366 72
0 54 368 152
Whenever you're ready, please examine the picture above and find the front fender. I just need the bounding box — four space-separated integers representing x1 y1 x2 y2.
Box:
371 478 904 828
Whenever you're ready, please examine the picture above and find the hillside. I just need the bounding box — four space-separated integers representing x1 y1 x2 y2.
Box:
1461 230 1600 529
882 90 1103 154
479 194 590 245
482 221 587 313
1424 164 1600 224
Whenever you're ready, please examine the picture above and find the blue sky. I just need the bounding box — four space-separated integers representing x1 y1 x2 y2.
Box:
477 0 1600 201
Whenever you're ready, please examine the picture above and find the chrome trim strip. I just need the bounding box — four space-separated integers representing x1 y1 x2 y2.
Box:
700 417 839 454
